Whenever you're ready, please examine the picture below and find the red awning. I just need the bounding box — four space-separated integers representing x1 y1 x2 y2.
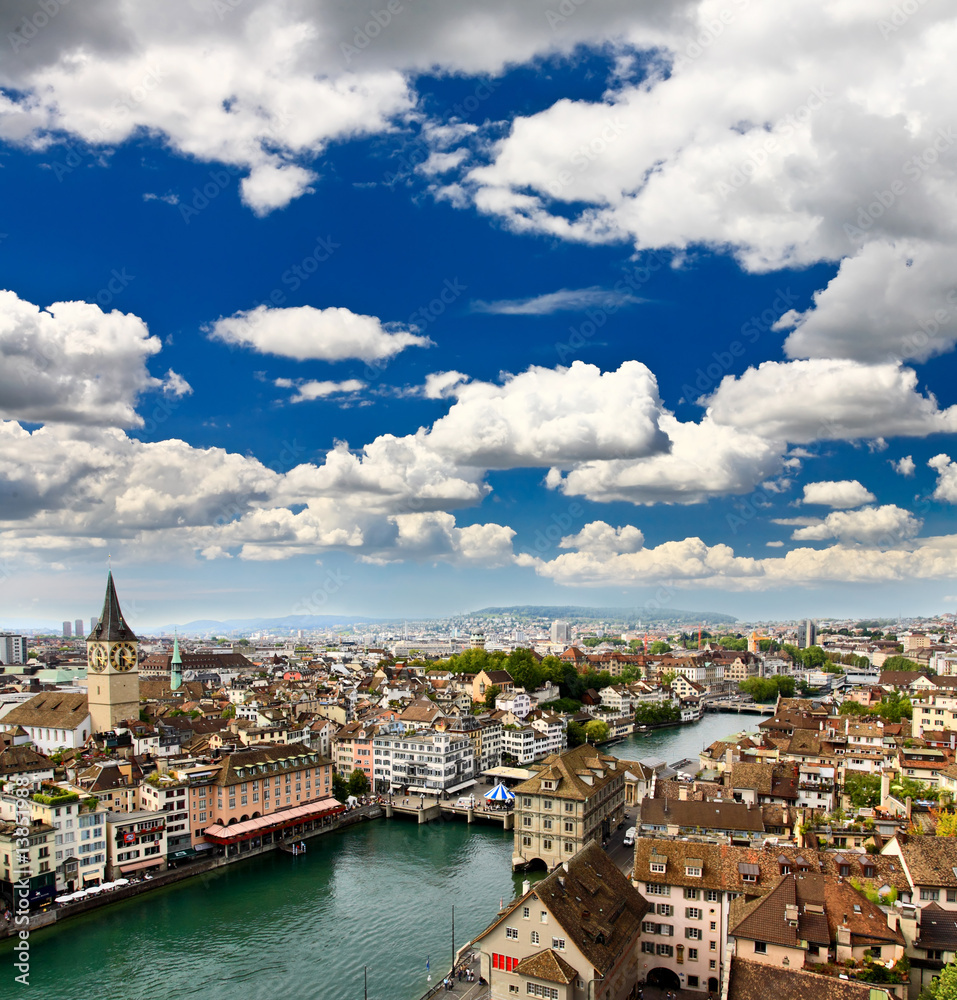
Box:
202 797 345 844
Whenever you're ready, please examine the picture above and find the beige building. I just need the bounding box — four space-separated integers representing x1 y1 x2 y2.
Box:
512 744 625 871
473 841 649 1000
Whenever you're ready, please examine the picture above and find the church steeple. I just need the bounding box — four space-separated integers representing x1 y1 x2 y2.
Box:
88 571 138 642
171 632 183 691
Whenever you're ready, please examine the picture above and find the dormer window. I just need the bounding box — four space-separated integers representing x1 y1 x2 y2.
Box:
685 859 702 878
650 854 667 874
739 863 759 883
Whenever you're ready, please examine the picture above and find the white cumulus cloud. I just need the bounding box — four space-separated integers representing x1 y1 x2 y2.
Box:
801 480 875 508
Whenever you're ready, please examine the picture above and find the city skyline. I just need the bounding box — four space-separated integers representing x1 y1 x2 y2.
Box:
2 3 957 623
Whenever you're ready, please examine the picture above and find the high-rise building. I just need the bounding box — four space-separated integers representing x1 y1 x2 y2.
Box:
0 633 27 665
89 616 98 635
550 619 571 643
797 618 817 649
74 619 84 639
62 620 72 638
86 572 140 733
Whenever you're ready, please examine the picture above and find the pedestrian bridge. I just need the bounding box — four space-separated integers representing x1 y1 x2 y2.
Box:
386 798 514 828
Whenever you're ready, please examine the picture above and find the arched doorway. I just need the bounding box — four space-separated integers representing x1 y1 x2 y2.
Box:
647 968 681 991
708 977 719 993
522 857 548 872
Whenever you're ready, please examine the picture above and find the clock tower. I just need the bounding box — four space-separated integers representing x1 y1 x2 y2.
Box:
86 572 140 733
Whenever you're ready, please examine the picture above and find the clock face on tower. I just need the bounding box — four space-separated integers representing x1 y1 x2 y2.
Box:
110 642 138 672
88 644 108 672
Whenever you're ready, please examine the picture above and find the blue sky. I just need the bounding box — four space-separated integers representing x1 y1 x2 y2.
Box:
2 1 957 627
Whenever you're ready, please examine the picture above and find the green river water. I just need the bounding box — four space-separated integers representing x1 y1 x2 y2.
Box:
3 712 757 1000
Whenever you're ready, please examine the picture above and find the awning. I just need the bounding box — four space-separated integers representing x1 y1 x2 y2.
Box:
119 858 163 873
168 848 198 860
202 797 345 843
193 843 214 852
446 778 477 794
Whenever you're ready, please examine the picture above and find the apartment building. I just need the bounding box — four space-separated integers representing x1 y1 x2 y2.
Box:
372 730 475 795
512 744 625 871
473 842 650 1000
105 810 167 880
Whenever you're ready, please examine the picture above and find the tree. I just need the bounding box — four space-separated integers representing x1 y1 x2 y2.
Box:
332 771 349 801
583 720 611 743
920 959 957 1000
348 769 370 796
935 811 957 837
845 772 882 808
221 704 236 719
649 641 672 654
483 684 501 709
567 722 587 748
882 655 922 672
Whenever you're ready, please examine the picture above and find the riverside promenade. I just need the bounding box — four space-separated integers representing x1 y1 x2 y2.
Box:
386 793 514 828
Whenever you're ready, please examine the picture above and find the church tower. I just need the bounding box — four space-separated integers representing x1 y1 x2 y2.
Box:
86 572 140 733
170 632 183 692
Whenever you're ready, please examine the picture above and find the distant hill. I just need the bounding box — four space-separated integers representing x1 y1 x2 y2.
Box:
148 614 388 634
469 605 738 625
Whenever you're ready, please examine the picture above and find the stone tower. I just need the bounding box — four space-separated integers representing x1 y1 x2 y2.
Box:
86 572 140 733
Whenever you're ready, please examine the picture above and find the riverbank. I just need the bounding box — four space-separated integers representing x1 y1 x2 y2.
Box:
1 802 383 941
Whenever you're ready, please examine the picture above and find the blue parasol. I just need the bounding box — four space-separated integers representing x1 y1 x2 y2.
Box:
484 782 515 802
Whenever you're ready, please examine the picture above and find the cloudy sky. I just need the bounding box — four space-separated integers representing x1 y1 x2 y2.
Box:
2 0 957 627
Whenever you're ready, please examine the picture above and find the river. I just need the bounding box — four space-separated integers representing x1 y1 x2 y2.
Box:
3 713 757 1000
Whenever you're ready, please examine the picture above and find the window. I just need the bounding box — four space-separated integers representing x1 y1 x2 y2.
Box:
686 928 702 940
685 865 702 877
646 883 669 896
552 938 565 951
642 941 655 955
657 904 674 917
689 948 698 962
541 912 548 924
921 888 940 901
642 921 658 935
710 941 717 952
543 819 552 831
754 941 767 955
509 987 519 995
688 976 699 989
651 862 667 873
530 932 539 945
523 907 530 919
564 803 573 812
564 842 574 853
526 985 558 999
564 822 574 833
706 889 720 902
928 950 944 962
523 817 532 827
710 960 717 970
506 927 518 940
522 836 531 847
684 888 700 900
543 839 552 851
710 921 716 931
948 890 957 904
656 944 674 957
686 907 702 920
543 800 552 810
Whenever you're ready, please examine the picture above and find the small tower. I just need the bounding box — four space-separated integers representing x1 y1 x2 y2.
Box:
86 572 139 733
170 632 183 692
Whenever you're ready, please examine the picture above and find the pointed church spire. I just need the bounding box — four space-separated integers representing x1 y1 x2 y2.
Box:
87 571 138 642
171 630 183 691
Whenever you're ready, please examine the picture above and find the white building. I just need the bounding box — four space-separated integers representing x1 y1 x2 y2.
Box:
0 633 27 666
495 691 531 719
372 730 475 795
0 789 108 891
501 725 541 765
105 810 168 880
529 712 567 757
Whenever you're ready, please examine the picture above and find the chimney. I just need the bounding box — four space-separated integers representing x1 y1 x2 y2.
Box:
906 796 912 820
880 771 891 804
887 910 899 932
679 784 688 801
563 861 569 873
522 879 531 895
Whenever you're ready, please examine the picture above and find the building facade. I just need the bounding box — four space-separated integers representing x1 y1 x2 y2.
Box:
512 744 626 871
372 730 475 795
